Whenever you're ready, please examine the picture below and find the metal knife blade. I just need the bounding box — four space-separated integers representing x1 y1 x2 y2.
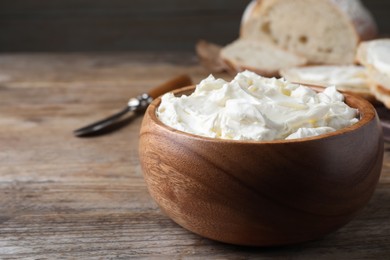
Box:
73 74 192 137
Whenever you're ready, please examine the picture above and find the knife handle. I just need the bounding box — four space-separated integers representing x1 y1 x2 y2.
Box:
148 74 192 99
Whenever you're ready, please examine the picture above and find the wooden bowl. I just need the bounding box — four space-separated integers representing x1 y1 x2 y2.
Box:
139 85 384 246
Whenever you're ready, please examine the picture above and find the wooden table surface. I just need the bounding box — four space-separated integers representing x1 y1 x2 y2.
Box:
1 52 389 259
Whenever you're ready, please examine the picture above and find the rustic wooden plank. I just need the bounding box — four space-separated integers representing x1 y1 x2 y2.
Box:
0 52 389 258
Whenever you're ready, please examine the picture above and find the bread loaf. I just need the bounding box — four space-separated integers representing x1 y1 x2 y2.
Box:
241 0 377 65
280 65 375 102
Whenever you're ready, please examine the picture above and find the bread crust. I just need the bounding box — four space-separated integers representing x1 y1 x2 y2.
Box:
330 0 377 41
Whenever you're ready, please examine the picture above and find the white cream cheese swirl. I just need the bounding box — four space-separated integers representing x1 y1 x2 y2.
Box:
157 71 359 141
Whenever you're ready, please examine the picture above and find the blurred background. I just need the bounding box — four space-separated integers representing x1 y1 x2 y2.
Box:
0 0 388 53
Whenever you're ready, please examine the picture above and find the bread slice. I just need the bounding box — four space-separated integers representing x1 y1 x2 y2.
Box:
280 65 375 102
356 39 390 107
241 0 377 65
367 83 390 108
220 39 307 77
356 39 390 87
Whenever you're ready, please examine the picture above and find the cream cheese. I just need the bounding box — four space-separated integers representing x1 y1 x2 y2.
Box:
157 71 359 141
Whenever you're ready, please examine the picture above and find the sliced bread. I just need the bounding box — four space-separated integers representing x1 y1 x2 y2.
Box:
220 39 307 77
356 39 390 107
280 65 375 102
241 0 377 65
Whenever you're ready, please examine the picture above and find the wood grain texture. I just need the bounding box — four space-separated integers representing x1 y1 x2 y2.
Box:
0 52 390 258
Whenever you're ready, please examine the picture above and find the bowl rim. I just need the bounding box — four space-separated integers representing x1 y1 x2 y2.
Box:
145 85 378 144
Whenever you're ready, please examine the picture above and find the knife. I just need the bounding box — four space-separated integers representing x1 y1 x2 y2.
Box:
73 74 192 137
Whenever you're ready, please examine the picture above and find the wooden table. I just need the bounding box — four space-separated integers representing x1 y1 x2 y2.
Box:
1 53 389 259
